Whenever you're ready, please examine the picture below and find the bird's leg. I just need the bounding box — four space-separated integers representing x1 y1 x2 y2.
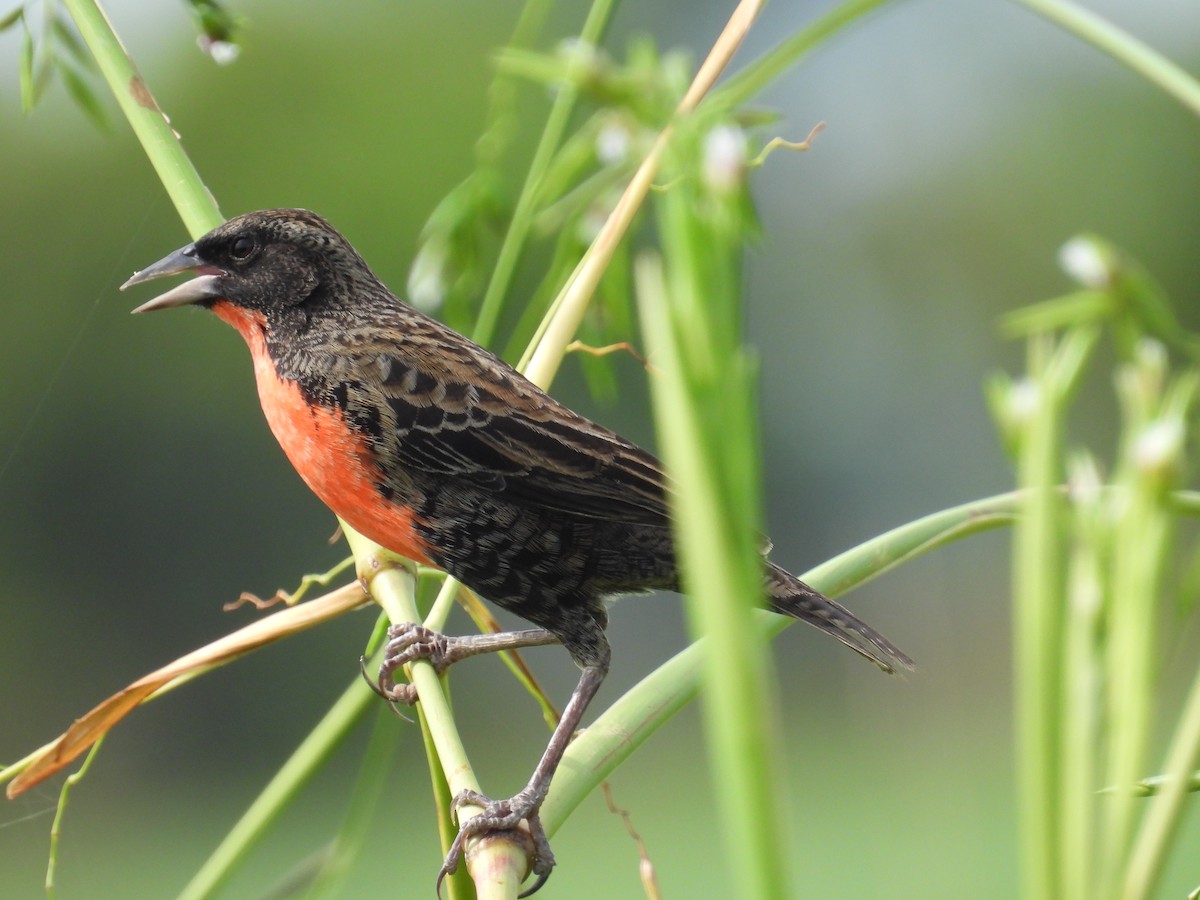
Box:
437 660 608 897
373 624 560 704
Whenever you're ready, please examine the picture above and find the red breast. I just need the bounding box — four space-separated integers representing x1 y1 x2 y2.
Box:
211 300 434 566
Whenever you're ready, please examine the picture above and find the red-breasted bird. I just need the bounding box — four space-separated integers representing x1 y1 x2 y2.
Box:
123 209 912 894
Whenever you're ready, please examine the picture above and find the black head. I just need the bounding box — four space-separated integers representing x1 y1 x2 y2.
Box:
123 209 379 318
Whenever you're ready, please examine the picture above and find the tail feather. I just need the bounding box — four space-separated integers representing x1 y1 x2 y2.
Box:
766 562 914 674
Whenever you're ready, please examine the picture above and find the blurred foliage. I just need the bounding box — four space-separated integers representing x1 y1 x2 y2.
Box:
5 0 105 125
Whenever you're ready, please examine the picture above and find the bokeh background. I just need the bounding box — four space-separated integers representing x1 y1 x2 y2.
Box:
3 1 1200 896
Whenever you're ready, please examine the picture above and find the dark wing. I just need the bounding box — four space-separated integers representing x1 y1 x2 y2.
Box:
327 317 671 528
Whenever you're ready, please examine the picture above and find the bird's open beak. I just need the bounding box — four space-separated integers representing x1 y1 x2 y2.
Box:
122 243 228 314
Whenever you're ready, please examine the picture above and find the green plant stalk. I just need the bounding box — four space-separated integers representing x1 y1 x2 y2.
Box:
46 735 106 898
1174 491 1200 518
1014 0 1200 118
637 252 789 899
1103 368 1198 894
1102 484 1169 892
540 489 1023 832
413 573 474 900
1059 466 1104 900
303 704 403 900
1013 337 1066 900
177 679 379 900
418 699 473 900
1009 327 1098 900
1123 655 1200 898
63 0 221 236
472 0 617 349
345 541 528 899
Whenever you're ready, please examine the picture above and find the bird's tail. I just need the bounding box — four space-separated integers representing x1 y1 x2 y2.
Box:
766 562 914 674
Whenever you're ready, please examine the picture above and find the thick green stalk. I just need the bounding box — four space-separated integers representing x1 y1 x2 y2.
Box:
1058 457 1104 900
1102 362 1197 894
339 532 525 899
1009 328 1098 900
304 673 403 899
1102 476 1168 889
1123 659 1200 898
637 252 788 899
1014 339 1066 900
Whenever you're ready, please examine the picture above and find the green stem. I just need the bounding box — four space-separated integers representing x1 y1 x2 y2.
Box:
305 624 403 900
1123 659 1200 898
1013 337 1067 900
637 252 789 899
1102 482 1168 890
471 0 617 348
46 736 106 898
63 0 222 236
1008 327 1097 900
1058 461 1104 900
1014 0 1200 118
177 679 378 900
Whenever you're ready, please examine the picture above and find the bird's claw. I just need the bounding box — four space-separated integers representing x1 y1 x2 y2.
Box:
368 623 453 704
434 788 556 898
358 655 418 708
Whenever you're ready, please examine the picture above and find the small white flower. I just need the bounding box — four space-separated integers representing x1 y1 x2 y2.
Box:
199 38 240 66
1010 377 1042 423
1134 418 1183 474
596 121 631 166
1068 454 1102 506
702 124 748 194
559 38 598 71
1058 236 1111 289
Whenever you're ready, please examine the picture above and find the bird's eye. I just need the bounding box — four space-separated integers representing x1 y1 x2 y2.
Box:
229 235 256 261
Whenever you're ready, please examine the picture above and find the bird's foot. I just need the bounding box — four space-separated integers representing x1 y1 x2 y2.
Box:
437 786 555 898
366 623 457 704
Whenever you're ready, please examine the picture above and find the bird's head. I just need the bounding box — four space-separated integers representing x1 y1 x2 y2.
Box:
122 209 374 321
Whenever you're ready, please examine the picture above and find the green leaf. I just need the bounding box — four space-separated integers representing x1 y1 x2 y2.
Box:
1001 290 1112 338
52 16 96 72
59 62 108 129
18 18 33 112
187 0 239 44
0 5 23 32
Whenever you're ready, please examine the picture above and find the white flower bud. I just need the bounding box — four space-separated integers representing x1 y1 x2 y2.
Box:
596 121 631 166
1134 418 1183 475
702 124 748 194
1058 236 1111 289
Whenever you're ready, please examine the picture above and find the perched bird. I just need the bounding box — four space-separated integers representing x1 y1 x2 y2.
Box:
123 209 912 894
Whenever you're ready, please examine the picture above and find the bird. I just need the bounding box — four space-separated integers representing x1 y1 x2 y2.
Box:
122 208 913 895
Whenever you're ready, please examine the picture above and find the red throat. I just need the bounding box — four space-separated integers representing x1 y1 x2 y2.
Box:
210 300 433 566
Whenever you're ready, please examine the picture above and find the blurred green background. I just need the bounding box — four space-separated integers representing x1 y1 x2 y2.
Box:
3 1 1200 896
